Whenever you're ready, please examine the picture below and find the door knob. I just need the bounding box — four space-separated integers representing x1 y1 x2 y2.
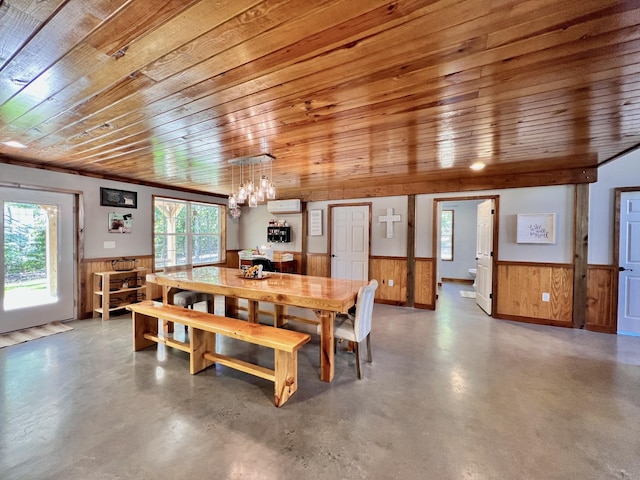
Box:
331 254 337 258
619 266 633 272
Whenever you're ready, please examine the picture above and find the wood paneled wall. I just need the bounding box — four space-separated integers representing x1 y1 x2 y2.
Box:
415 258 435 309
586 265 617 333
306 253 330 278
77 255 618 333
369 256 407 305
79 256 156 319
496 261 573 326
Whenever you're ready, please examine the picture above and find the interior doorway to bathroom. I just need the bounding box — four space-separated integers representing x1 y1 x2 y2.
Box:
433 195 499 315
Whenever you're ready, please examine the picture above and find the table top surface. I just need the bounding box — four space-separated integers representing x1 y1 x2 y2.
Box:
149 266 366 312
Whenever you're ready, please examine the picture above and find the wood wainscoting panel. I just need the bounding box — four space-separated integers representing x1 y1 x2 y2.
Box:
496 261 573 326
306 253 330 277
586 265 617 333
79 256 155 319
415 257 435 309
370 256 407 305
225 250 240 269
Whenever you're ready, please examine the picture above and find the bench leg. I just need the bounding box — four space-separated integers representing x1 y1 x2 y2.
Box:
132 312 158 351
163 320 175 335
274 350 298 407
190 328 217 374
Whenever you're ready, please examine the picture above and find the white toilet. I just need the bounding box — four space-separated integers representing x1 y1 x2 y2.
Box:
468 268 477 289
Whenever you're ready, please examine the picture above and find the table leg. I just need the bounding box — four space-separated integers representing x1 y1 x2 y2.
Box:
247 300 259 323
317 310 335 382
225 296 238 317
162 286 174 334
274 304 288 327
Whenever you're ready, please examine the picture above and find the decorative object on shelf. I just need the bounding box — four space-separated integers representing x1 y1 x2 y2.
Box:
111 257 137 271
108 212 133 233
516 213 556 244
100 187 137 208
228 153 276 212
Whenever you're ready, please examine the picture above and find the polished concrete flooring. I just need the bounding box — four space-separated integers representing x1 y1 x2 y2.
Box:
1 283 640 479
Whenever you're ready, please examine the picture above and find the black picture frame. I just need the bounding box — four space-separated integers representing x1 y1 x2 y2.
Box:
100 187 137 209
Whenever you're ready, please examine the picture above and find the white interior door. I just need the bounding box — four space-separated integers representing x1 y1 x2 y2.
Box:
476 199 494 314
331 205 369 281
1 187 75 333
617 192 640 335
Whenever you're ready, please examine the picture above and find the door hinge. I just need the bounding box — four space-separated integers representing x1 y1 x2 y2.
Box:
491 209 495 214
490 251 494 257
489 293 493 299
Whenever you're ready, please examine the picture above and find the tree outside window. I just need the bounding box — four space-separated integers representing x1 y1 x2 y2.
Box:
153 197 224 269
441 209 454 261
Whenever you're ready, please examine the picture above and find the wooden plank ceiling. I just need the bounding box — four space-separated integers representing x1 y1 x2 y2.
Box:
0 0 638 201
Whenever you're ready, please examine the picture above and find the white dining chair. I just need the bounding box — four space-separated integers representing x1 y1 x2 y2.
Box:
319 279 378 379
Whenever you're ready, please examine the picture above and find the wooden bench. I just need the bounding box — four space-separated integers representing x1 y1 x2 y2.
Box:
126 301 311 407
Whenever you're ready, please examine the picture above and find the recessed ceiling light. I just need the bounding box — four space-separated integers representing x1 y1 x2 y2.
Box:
470 162 485 171
2 140 27 148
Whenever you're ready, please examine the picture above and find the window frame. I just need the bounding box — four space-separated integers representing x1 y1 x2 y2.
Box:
440 209 454 262
152 195 226 271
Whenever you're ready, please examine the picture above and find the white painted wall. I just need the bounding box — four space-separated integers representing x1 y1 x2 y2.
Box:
306 196 408 256
416 185 575 263
0 163 236 259
589 149 640 265
237 204 302 253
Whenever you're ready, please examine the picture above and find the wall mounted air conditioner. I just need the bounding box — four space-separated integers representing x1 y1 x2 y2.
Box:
267 199 302 214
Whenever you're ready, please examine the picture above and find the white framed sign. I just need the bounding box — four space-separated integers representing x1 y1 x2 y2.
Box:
309 209 322 236
516 213 555 244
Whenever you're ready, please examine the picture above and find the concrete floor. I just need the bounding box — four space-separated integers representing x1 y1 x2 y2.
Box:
1 282 640 479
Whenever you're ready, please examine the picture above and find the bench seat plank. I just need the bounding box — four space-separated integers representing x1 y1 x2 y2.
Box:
129 301 308 352
127 301 310 407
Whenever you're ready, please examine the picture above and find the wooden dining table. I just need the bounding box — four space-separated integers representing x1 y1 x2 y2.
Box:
147 266 367 382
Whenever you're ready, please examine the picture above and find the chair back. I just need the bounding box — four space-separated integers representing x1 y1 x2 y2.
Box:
252 257 276 272
352 279 378 342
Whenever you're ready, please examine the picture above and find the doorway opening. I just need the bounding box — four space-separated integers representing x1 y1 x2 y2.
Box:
432 195 499 315
614 187 640 335
0 187 76 334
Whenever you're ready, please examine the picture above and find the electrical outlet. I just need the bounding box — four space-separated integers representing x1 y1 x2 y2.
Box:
389 279 394 287
542 292 550 302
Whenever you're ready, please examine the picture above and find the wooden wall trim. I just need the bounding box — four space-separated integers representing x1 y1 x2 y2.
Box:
303 167 598 202
493 312 572 328
496 260 574 268
407 194 415 307
573 183 589 328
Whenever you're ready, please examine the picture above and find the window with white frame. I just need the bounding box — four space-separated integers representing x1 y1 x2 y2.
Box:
440 209 454 261
153 196 225 269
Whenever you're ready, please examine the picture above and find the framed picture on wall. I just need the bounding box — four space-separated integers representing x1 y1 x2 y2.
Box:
516 213 555 244
108 212 133 233
100 187 137 208
309 209 322 236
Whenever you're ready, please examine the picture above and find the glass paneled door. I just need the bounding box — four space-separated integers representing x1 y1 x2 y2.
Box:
1 187 75 334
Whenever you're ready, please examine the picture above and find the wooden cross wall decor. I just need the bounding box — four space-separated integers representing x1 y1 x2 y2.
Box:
379 208 401 239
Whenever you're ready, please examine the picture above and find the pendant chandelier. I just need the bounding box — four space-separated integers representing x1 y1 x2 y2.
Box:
228 153 276 213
